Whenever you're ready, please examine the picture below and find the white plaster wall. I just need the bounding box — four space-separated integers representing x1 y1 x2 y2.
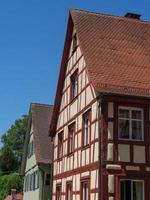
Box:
91 102 98 121
91 193 98 200
107 143 114 161
118 144 130 162
108 122 113 140
70 99 78 118
86 86 93 106
90 170 98 189
53 31 98 200
133 146 145 163
108 175 114 193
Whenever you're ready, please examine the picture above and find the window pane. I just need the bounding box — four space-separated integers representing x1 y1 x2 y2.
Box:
84 119 89 145
133 182 143 200
119 109 129 118
132 110 142 120
82 183 88 200
120 181 125 200
58 133 63 158
132 121 142 140
70 71 78 100
119 119 130 139
68 124 75 153
126 181 131 200
120 181 131 200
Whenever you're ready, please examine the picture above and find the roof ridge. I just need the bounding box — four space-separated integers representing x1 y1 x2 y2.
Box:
31 103 53 108
71 8 150 25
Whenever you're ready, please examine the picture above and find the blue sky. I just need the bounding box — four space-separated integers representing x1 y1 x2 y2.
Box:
0 0 150 139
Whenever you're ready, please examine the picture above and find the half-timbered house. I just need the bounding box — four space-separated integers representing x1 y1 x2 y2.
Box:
50 9 150 200
21 103 53 200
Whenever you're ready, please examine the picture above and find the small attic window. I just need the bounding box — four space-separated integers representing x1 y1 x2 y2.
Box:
72 33 77 54
70 69 78 101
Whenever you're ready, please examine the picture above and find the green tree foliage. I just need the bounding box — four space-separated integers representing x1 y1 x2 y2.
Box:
0 115 28 173
1 115 28 163
0 147 18 173
0 115 28 199
0 173 23 200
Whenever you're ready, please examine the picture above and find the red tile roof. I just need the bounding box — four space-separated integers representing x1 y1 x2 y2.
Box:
49 9 150 136
71 9 150 97
31 104 53 164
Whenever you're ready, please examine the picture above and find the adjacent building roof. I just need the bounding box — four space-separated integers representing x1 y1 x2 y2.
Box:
49 9 150 136
21 103 53 175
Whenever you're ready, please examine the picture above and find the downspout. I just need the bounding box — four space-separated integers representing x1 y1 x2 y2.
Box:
97 95 103 200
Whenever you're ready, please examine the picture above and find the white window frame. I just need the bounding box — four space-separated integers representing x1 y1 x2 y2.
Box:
120 179 145 200
118 106 144 141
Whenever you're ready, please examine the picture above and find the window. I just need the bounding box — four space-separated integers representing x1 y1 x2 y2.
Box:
66 183 73 200
24 176 27 192
30 173 33 191
81 181 89 200
83 110 91 146
24 171 39 192
120 180 144 200
70 70 78 101
28 140 34 158
68 123 75 154
26 174 29 191
72 33 77 54
58 132 63 159
33 172 35 190
56 185 61 200
119 107 143 141
45 173 51 185
35 170 39 189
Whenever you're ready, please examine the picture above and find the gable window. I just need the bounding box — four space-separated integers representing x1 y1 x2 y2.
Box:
66 182 73 200
70 70 78 101
56 185 61 200
72 33 77 54
82 110 91 146
28 140 34 158
119 107 143 141
81 180 89 200
57 132 63 159
68 123 75 154
120 180 144 200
